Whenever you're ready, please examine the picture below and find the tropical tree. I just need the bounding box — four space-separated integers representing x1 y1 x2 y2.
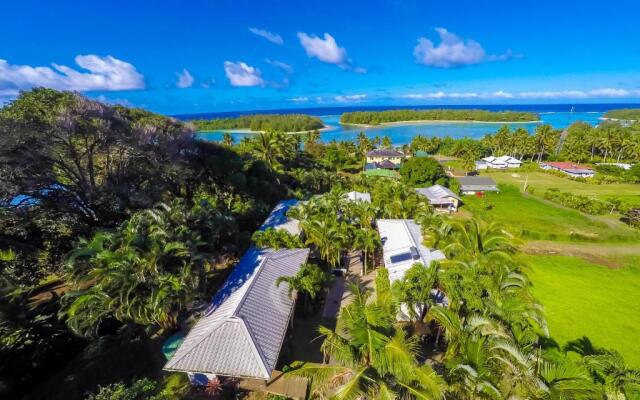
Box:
277 263 328 314
60 201 207 337
392 262 439 323
352 227 379 275
444 218 515 264
286 282 445 399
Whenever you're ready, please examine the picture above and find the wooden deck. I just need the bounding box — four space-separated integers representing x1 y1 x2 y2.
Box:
239 370 308 400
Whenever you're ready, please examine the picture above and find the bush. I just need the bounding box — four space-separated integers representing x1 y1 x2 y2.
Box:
85 378 167 400
399 157 447 187
543 188 613 215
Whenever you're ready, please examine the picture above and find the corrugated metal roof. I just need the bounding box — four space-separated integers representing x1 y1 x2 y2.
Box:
366 149 404 157
164 248 310 379
415 185 460 204
376 219 446 283
260 200 301 236
345 191 371 203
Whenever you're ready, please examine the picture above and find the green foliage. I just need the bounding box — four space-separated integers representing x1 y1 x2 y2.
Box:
543 188 615 215
340 109 538 124
192 114 324 132
603 108 640 120
399 156 448 186
60 200 224 337
276 263 328 302
85 378 167 400
252 228 303 249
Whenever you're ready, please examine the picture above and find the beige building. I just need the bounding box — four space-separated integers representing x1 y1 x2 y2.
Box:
366 149 406 165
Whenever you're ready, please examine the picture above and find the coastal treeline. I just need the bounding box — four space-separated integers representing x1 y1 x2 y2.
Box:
409 121 640 174
604 108 640 121
340 108 539 125
191 113 324 132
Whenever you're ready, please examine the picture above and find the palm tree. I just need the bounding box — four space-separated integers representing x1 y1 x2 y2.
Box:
286 283 445 399
61 202 203 337
444 218 515 263
221 132 234 147
302 217 347 268
276 263 327 314
352 227 379 275
534 124 558 161
392 262 439 323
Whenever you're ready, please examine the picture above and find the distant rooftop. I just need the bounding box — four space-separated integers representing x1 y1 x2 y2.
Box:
260 200 301 236
366 149 404 157
415 185 460 204
345 191 371 203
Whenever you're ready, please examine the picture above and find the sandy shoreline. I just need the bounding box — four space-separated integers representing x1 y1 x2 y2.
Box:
341 119 542 128
198 124 336 135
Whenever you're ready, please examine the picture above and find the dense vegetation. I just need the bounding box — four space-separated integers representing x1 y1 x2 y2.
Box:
340 109 539 125
190 113 324 132
603 108 640 121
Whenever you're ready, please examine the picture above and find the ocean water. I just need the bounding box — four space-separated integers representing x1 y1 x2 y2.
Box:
184 104 633 145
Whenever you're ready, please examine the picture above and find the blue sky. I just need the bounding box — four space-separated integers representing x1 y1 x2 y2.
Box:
1 0 639 114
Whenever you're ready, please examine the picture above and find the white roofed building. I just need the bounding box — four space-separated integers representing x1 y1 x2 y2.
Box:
376 219 446 284
345 191 371 203
476 155 522 170
415 185 460 212
260 200 301 236
164 247 310 381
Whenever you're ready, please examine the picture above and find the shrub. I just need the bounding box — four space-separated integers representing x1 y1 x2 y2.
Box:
399 157 447 186
543 188 613 215
85 378 167 400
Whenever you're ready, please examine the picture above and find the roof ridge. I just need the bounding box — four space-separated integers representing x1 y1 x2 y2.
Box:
238 316 271 379
232 251 271 318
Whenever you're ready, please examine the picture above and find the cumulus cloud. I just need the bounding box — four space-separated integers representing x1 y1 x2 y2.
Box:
248 27 283 45
335 94 367 102
0 55 145 93
289 96 309 102
176 68 194 88
223 61 264 87
414 28 514 68
266 59 294 74
297 32 348 65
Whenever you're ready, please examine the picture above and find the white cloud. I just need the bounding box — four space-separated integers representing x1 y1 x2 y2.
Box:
0 55 145 93
413 28 514 68
335 94 367 102
248 27 283 45
176 68 194 88
223 61 264 87
297 32 347 65
401 88 640 100
266 59 294 74
289 96 309 102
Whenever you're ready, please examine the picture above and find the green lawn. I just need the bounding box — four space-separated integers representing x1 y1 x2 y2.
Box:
483 171 640 202
526 255 640 367
462 185 640 242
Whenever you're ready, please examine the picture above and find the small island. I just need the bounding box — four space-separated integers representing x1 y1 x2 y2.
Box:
602 108 640 121
340 109 540 126
191 114 325 132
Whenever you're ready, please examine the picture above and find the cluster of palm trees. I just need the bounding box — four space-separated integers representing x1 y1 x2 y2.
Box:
480 122 640 165
287 180 429 275
60 201 220 337
287 207 640 399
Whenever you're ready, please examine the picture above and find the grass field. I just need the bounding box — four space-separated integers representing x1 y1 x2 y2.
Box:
462 185 640 242
525 254 640 367
484 171 640 202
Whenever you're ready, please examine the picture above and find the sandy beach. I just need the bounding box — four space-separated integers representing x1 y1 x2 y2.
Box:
341 119 542 128
198 124 336 135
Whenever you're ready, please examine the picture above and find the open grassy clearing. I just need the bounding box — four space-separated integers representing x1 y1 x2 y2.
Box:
483 171 640 202
524 254 640 367
461 184 640 242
